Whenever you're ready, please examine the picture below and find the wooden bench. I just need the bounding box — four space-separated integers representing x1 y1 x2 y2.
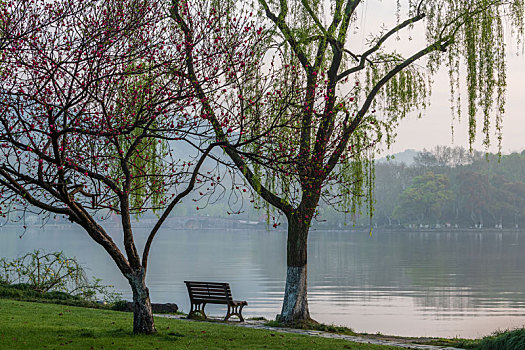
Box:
184 281 247 322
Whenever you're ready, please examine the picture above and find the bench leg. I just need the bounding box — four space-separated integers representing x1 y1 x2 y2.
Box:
224 304 245 322
224 305 232 322
201 303 207 319
188 303 207 319
238 304 245 322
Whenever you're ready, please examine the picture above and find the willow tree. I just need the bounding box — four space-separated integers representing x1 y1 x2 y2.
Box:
0 0 261 333
174 0 524 323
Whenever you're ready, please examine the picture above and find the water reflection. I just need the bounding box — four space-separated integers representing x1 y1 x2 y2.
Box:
1 225 524 338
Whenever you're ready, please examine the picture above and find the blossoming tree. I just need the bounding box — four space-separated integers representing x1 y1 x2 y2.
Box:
0 0 265 333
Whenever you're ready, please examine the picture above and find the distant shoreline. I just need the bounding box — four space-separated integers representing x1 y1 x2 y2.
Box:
1 220 524 234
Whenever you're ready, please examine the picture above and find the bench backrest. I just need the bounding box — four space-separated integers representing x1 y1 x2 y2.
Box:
184 281 233 304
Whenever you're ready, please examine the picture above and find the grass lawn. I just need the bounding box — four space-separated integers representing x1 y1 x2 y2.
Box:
0 299 401 349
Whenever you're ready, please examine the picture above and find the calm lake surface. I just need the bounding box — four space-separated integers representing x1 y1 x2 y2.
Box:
1 224 524 338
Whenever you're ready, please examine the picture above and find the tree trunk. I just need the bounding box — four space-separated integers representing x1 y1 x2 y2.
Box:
127 269 156 334
279 213 312 323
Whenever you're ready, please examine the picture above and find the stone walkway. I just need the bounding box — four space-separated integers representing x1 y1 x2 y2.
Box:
155 314 463 350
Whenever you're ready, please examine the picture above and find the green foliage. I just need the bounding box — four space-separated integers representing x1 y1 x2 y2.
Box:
477 328 525 350
364 52 430 147
111 299 129 311
367 146 525 228
0 283 122 309
1 283 76 301
393 172 455 224
0 250 120 303
0 283 39 299
96 61 172 215
422 0 524 150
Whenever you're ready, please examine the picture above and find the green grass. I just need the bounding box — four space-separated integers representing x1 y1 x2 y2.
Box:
0 299 401 349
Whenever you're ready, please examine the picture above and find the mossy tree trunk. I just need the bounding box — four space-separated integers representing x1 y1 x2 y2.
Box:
127 268 156 334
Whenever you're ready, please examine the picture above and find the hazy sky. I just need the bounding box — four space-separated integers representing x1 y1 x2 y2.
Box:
353 1 525 156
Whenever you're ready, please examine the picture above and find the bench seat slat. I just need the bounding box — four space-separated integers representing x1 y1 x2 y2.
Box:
189 290 230 295
190 294 227 299
189 294 230 298
190 295 230 300
192 298 229 304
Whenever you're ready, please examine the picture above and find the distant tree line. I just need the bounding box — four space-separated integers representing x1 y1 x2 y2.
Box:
368 146 525 229
118 145 525 230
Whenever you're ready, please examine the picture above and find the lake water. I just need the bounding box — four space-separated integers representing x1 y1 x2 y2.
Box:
1 224 524 338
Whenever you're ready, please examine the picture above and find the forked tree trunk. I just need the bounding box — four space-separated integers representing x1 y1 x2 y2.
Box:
279 213 312 323
127 268 156 334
